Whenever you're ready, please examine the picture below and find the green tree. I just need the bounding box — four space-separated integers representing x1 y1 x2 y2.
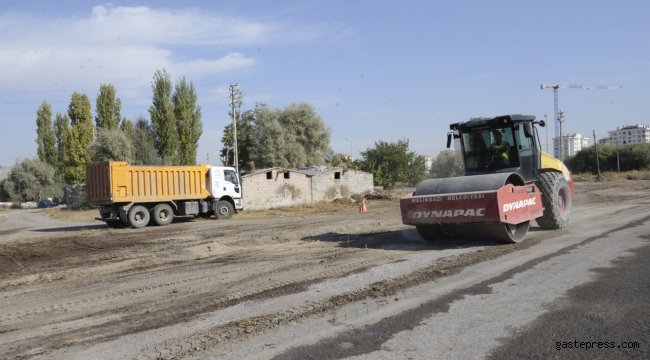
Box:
278 102 332 167
130 116 165 165
223 102 332 169
149 69 178 163
1 158 62 202
250 104 287 167
90 128 133 163
618 143 650 171
120 118 134 138
95 83 122 130
54 112 70 180
430 150 465 178
173 77 202 165
35 101 57 167
358 139 426 188
565 145 616 174
63 92 94 184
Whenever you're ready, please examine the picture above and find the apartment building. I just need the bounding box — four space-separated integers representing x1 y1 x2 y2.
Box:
553 133 589 160
607 124 650 146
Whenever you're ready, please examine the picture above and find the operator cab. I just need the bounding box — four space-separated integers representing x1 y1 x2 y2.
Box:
447 114 545 182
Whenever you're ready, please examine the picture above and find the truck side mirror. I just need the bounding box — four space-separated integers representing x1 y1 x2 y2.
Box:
447 132 452 148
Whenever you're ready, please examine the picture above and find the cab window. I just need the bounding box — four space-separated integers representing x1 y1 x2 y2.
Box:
516 124 534 150
224 170 239 185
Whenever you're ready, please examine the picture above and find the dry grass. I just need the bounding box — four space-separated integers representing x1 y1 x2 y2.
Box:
236 199 364 219
39 198 393 223
43 207 98 222
571 170 650 182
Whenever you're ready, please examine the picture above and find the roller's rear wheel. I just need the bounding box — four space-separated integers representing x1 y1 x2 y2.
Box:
535 172 571 229
416 221 529 244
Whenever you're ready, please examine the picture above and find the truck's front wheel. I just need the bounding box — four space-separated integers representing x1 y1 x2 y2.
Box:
215 200 234 220
128 205 150 228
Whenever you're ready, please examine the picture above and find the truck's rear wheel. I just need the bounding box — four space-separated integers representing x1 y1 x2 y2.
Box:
151 203 174 226
215 200 234 220
128 205 150 228
535 172 571 229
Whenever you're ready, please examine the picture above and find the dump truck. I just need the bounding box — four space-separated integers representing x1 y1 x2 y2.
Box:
400 114 574 243
86 161 243 228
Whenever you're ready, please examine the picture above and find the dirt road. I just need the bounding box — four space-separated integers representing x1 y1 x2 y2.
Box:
0 180 649 359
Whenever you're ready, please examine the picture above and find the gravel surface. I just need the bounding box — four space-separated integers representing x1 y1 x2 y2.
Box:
0 180 648 359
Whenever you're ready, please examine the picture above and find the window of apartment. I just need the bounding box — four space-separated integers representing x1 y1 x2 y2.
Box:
266 171 273 179
334 172 341 180
284 171 290 179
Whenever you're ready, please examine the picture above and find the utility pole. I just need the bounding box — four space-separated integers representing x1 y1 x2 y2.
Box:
229 84 242 174
593 130 601 176
615 138 620 173
15 157 21 209
558 110 565 161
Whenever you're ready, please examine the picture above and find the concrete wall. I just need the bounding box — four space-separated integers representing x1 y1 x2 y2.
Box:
312 168 374 202
242 169 312 210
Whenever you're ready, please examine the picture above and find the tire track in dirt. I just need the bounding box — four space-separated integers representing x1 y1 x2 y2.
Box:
2 182 648 359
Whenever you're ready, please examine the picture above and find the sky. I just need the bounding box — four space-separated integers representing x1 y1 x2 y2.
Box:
0 0 647 167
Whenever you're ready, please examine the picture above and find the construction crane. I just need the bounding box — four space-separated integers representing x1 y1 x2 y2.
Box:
540 83 622 160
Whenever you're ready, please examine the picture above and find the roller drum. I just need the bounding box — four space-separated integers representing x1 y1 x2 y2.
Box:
413 173 529 244
414 173 525 196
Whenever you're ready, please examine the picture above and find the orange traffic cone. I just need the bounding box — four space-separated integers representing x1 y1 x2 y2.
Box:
359 198 367 212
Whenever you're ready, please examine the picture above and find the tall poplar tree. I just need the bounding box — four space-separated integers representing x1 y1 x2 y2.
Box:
63 92 94 183
35 101 57 167
149 69 178 163
54 112 70 180
173 77 202 165
95 83 122 130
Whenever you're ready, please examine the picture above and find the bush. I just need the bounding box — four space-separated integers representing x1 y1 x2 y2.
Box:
565 143 650 174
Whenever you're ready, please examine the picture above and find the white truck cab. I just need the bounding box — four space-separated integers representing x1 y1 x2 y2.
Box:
208 166 244 213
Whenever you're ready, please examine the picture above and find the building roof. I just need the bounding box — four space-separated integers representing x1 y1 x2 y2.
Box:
613 124 650 131
242 166 352 178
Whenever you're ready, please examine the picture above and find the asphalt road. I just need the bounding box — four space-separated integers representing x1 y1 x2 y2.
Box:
220 202 650 359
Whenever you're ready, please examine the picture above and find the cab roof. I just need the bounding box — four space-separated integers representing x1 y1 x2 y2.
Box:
450 114 536 131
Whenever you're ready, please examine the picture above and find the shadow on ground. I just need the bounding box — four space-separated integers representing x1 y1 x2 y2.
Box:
31 224 108 232
302 228 503 251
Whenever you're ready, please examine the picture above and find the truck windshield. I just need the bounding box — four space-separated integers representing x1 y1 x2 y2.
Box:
461 127 516 172
224 169 239 185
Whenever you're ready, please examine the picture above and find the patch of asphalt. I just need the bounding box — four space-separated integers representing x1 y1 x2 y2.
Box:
269 214 650 360
486 239 650 360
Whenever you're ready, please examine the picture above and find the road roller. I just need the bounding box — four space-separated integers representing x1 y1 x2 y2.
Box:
400 114 575 243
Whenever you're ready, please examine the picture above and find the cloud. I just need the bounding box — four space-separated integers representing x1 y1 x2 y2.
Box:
0 5 341 91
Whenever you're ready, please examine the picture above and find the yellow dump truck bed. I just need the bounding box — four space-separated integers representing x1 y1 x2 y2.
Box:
86 161 210 205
